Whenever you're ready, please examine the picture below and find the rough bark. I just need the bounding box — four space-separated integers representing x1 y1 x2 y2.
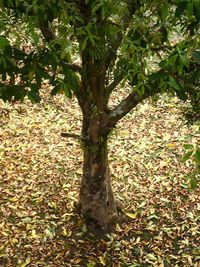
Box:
76 44 119 228
78 123 118 228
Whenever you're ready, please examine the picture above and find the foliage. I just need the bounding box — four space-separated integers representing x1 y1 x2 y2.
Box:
0 0 199 106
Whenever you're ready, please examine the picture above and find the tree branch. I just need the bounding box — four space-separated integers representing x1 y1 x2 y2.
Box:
3 2 56 43
105 2 139 70
2 2 82 73
39 21 56 42
108 83 161 126
106 74 124 94
151 44 177 52
105 13 130 69
39 19 83 73
62 62 82 73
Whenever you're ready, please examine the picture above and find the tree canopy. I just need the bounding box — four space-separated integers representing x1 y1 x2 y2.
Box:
0 0 200 105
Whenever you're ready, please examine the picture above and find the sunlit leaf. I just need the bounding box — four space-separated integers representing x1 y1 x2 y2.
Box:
125 213 137 219
99 256 106 266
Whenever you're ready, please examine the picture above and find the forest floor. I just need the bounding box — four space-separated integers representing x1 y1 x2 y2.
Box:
0 87 200 267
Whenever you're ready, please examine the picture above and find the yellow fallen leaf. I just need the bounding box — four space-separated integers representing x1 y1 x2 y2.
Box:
31 229 39 238
20 255 31 267
126 213 137 219
10 238 18 245
62 226 68 236
75 170 82 175
2 232 8 237
116 223 122 232
34 198 43 203
55 252 64 259
99 256 106 266
167 143 175 147
74 259 81 264
51 201 57 209
133 236 141 245
31 192 41 197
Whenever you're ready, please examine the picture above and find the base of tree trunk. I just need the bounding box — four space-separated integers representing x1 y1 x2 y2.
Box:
77 198 118 230
77 188 124 230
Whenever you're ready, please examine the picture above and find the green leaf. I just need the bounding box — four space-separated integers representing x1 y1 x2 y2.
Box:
82 37 88 51
21 63 32 74
39 67 51 80
190 178 197 190
51 54 58 72
160 3 169 22
182 151 193 163
82 224 87 233
148 71 168 81
183 144 194 150
168 54 178 66
177 58 183 75
45 228 53 238
191 50 200 63
169 76 181 91
180 183 188 189
159 59 172 72
12 47 26 60
63 84 72 98
186 2 194 18
0 37 10 51
88 34 96 46
175 1 187 17
194 149 200 164
20 255 31 267
179 54 189 67
28 69 35 81
92 3 103 14
51 84 62 96
194 1 200 20
27 84 41 103
22 217 32 223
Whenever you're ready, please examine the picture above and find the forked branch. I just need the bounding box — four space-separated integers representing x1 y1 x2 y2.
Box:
105 2 139 70
105 13 130 69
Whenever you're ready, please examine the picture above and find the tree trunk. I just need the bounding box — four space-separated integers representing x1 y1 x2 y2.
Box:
76 44 119 228
78 116 118 229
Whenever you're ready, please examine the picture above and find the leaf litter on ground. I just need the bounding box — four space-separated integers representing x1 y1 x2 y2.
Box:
0 87 200 267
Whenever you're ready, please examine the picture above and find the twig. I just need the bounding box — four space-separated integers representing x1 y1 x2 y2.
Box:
61 133 81 139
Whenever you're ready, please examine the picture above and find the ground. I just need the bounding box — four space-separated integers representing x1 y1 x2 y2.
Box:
0 85 200 266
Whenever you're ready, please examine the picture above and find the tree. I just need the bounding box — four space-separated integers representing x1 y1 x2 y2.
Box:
0 0 200 229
